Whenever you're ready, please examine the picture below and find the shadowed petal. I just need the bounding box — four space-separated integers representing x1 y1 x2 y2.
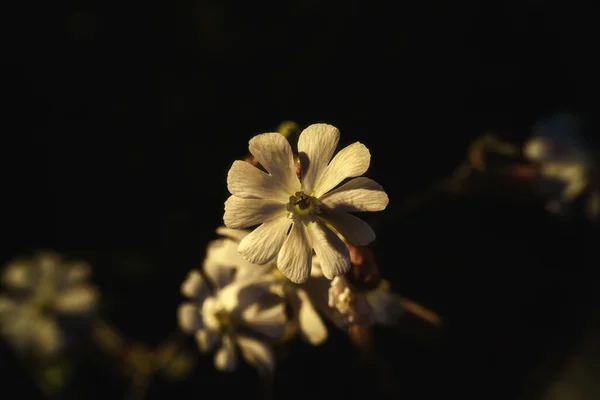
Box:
238 216 291 265
237 335 275 372
177 302 203 333
53 285 99 314
293 288 327 345
241 303 286 340
307 222 350 279
214 335 237 372
195 328 219 352
319 208 376 246
180 269 211 301
277 222 312 283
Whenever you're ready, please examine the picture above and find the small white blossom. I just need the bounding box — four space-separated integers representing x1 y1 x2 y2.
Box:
177 254 287 372
327 276 406 329
327 276 375 328
523 114 598 218
0 251 99 357
202 227 328 346
224 123 389 283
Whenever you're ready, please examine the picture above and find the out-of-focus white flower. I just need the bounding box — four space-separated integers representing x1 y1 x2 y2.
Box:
327 276 375 328
0 251 99 357
202 227 328 346
523 114 599 219
177 255 287 373
327 276 407 329
224 123 389 283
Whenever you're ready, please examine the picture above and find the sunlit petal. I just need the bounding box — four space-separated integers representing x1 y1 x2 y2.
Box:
227 160 290 201
313 142 370 197
248 133 301 194
297 123 340 194
224 196 287 229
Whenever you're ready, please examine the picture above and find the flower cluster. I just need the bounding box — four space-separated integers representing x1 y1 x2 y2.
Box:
176 123 407 373
0 251 99 357
522 114 599 220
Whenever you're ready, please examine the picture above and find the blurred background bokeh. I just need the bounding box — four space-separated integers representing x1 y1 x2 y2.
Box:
2 1 598 399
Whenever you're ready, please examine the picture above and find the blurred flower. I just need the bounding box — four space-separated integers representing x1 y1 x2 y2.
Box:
328 276 375 328
523 114 599 219
203 227 328 346
177 257 287 372
224 123 389 283
327 276 408 330
0 251 99 357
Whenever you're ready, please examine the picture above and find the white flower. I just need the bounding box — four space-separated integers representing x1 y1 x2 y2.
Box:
203 226 328 346
327 276 375 328
0 251 99 357
177 258 287 373
224 123 389 283
523 114 598 218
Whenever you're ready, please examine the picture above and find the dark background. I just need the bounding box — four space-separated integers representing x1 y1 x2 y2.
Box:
2 1 599 399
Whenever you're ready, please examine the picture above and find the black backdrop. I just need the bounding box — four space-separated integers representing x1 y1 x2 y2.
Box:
2 1 598 399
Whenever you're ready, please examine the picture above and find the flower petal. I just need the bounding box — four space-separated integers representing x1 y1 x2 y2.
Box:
227 160 290 201
214 335 237 372
218 279 274 313
294 288 328 345
319 208 375 246
224 196 286 229
307 222 350 280
237 334 275 372
297 123 340 194
238 216 291 265
203 238 249 287
195 328 219 352
0 295 16 315
241 303 286 340
180 269 210 301
277 222 312 284
33 315 62 356
53 285 99 314
248 132 301 194
1 262 34 290
177 302 203 333
313 142 371 198
64 261 92 284
320 177 389 212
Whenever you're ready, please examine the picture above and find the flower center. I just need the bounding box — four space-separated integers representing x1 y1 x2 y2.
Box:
286 191 320 222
